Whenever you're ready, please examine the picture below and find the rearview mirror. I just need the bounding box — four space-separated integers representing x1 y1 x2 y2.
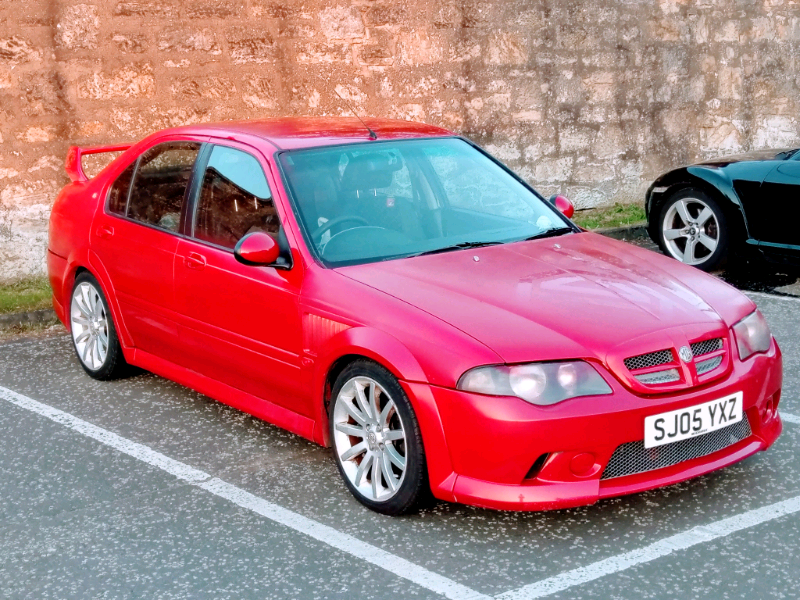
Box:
549 194 575 219
234 232 281 266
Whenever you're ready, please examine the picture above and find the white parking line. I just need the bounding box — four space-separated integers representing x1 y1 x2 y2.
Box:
781 412 800 425
4 382 799 600
0 385 490 600
496 495 800 600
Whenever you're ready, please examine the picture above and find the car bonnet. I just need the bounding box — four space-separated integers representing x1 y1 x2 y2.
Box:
336 232 755 368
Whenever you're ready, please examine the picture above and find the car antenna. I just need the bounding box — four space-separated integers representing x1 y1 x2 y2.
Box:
334 88 378 140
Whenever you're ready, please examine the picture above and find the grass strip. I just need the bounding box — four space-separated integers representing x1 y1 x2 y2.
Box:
0 276 53 315
572 202 646 230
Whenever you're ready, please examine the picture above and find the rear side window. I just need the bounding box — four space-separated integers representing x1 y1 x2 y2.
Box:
127 142 201 232
107 161 136 215
193 145 279 249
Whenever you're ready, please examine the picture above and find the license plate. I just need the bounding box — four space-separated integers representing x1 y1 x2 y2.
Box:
644 392 743 449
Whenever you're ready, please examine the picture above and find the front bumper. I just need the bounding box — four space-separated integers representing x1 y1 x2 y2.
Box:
412 340 782 511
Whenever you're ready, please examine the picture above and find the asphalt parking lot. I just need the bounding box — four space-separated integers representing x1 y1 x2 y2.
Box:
2 246 800 599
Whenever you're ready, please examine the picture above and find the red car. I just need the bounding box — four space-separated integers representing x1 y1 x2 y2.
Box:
48 118 783 515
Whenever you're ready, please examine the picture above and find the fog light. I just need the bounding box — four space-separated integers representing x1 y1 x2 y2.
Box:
570 453 597 477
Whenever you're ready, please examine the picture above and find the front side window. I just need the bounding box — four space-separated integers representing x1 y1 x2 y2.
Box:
127 142 201 232
193 145 278 249
279 138 572 267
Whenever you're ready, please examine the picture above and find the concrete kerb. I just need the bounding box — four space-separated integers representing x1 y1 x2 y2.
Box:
593 223 649 242
0 308 58 328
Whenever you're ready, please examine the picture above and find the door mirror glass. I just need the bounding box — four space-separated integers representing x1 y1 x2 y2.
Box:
549 194 575 219
234 231 280 266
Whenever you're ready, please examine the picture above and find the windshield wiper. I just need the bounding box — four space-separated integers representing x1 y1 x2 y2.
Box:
521 227 574 242
411 240 504 257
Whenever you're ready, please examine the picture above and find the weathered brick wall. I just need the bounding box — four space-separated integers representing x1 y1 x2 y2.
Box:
2 0 800 280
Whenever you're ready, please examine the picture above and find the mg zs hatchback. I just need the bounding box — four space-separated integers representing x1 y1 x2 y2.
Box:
48 118 783 515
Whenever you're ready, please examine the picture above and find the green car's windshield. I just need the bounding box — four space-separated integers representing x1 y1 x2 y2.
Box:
278 137 574 267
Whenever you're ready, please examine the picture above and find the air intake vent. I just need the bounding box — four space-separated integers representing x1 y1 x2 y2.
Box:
624 349 673 371
634 369 680 385
696 355 723 375
601 418 751 480
691 338 723 357
524 453 550 480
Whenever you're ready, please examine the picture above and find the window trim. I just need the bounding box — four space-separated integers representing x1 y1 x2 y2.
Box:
183 143 213 237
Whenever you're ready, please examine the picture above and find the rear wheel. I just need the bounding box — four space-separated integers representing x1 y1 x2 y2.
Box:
329 360 429 515
658 188 729 271
70 272 128 380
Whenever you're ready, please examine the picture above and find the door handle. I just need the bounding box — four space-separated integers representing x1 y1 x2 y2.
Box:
185 252 206 270
96 225 114 239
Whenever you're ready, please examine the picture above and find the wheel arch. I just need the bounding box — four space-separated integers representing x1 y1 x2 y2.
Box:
312 326 428 447
312 330 457 500
67 253 135 353
646 167 749 247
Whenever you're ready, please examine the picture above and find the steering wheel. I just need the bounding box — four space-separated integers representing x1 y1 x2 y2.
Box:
312 215 370 243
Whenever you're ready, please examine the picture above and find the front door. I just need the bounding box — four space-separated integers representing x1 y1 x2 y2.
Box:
173 143 307 415
91 140 202 363
755 160 800 258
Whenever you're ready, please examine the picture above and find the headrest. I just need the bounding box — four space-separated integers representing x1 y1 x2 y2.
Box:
341 153 400 192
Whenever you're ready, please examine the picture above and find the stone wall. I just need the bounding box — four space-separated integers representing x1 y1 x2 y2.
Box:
2 0 800 280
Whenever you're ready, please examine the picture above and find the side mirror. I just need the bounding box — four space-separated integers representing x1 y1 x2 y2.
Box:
234 231 281 266
549 194 575 219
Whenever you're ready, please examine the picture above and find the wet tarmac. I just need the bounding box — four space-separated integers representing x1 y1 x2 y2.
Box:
1 242 799 600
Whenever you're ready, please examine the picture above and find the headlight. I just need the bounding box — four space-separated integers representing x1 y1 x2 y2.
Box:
457 361 612 406
732 310 772 361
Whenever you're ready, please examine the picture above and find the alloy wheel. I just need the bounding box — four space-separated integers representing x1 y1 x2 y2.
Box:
332 376 407 502
70 281 109 371
661 197 720 265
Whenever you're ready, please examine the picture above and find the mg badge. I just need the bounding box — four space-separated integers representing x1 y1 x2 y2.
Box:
679 346 693 363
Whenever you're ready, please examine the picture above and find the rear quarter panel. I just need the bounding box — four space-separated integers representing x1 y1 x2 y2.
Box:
48 180 102 318
48 141 150 338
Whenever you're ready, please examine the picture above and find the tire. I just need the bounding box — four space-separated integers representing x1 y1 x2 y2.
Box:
329 360 429 515
657 188 729 272
69 272 129 380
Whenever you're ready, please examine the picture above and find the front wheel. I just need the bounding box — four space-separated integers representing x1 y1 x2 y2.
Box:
70 272 129 380
657 188 729 272
329 360 429 515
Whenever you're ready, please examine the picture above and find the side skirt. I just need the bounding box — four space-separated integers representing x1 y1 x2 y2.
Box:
130 348 317 444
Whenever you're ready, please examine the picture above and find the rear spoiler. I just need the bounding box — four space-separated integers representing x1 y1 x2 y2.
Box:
65 144 133 183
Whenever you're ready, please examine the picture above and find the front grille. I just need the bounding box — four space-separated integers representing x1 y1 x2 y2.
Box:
691 338 723 357
634 369 680 384
696 355 723 375
601 418 752 480
624 349 673 371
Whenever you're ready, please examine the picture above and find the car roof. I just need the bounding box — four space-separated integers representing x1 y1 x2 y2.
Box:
165 117 454 150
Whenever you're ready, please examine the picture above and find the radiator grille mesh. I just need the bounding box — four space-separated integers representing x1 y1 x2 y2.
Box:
691 338 723 357
634 369 680 384
624 349 673 371
601 418 752 480
696 355 723 375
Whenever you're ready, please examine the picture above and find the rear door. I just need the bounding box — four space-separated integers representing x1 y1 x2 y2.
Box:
91 139 203 363
756 159 800 258
173 141 307 415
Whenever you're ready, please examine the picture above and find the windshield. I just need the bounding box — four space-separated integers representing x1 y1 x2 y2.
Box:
278 137 574 267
